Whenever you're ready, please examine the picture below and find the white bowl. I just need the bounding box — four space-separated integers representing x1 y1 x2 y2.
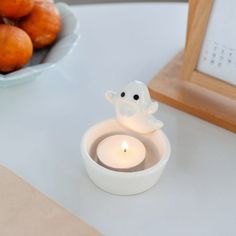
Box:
81 119 171 195
0 3 80 87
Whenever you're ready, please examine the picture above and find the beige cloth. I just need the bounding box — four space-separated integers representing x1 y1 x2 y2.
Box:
0 165 100 236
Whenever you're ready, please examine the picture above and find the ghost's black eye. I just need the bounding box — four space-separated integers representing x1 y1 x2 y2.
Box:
133 94 139 100
121 92 125 97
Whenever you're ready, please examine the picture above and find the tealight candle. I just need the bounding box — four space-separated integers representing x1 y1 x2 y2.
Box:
97 135 146 172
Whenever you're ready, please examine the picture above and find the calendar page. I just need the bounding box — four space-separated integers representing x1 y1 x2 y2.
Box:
197 0 236 86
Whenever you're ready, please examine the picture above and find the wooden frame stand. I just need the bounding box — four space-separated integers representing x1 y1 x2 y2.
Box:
149 0 236 132
149 52 236 132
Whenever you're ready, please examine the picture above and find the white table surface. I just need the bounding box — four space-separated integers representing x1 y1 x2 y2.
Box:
1 3 236 236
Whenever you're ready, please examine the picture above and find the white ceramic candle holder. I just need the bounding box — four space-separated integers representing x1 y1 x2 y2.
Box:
81 81 171 195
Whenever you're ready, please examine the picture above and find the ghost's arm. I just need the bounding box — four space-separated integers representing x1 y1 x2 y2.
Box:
148 116 164 130
156 120 164 129
105 90 116 104
147 102 158 114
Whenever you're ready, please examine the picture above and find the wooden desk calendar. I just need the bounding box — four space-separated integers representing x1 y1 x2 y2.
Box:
149 0 236 132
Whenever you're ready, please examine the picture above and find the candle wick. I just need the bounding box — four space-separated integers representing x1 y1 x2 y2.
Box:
124 149 127 153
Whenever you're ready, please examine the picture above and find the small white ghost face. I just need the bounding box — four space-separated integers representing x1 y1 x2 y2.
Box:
106 81 162 133
115 81 152 117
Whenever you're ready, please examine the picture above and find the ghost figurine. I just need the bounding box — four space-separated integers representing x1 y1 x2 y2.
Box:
106 81 163 134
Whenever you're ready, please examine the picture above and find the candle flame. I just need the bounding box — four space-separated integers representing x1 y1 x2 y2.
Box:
122 141 128 153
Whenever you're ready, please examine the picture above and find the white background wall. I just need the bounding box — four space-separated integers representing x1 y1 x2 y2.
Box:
55 0 186 4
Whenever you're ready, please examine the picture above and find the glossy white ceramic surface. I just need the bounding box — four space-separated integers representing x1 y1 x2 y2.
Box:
81 119 170 195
